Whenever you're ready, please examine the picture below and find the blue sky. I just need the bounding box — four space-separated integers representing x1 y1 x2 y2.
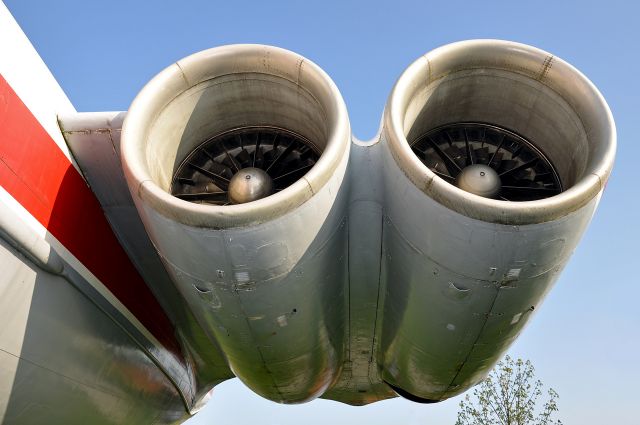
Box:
5 1 639 423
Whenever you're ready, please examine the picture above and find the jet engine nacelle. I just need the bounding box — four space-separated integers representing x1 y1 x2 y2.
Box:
121 45 351 403
119 40 615 406
379 40 615 401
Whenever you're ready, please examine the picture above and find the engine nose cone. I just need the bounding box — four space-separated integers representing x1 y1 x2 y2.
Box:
455 164 501 198
228 167 274 204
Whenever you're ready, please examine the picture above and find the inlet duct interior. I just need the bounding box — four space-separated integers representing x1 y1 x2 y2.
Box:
385 40 616 224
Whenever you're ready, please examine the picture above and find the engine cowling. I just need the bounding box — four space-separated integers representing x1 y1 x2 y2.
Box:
120 45 351 403
379 40 615 402
119 40 615 406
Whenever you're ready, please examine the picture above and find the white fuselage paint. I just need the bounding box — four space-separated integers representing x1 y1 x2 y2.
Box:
0 2 75 162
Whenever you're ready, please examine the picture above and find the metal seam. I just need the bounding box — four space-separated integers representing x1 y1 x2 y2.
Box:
175 61 191 87
441 286 501 398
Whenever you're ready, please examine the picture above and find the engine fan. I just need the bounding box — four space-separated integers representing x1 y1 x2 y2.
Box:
171 127 320 205
410 123 562 201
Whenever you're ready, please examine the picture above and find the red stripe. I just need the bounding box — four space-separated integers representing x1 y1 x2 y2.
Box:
0 74 183 361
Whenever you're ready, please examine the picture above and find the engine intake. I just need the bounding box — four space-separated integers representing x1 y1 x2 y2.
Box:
122 44 349 228
384 39 615 224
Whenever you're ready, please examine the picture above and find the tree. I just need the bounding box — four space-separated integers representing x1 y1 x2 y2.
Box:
455 356 562 425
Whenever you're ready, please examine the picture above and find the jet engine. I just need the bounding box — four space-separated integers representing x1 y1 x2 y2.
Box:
118 40 615 407
379 40 615 402
120 45 351 403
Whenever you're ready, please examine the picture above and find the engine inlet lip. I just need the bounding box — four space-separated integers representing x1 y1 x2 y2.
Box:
121 44 350 229
384 39 616 225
